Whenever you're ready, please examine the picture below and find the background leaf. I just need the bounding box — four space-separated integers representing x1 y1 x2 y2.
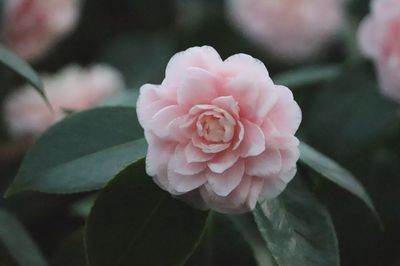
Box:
98 34 175 89
303 63 400 161
253 177 339 266
230 214 276 266
51 230 87 266
273 64 341 89
0 208 48 266
85 160 210 266
299 142 379 220
0 45 46 102
101 89 139 107
186 212 259 266
6 107 146 196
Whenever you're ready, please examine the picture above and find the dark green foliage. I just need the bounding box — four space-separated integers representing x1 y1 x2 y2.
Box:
85 160 210 266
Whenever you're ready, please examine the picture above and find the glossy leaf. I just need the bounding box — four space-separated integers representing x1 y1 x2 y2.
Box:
299 142 379 219
0 208 48 266
273 64 340 89
85 160 210 266
253 178 339 266
187 212 258 266
305 63 399 161
230 214 276 266
6 107 146 196
0 44 47 102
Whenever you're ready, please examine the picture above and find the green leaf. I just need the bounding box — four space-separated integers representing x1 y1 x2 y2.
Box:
186 212 259 266
70 195 97 217
230 214 276 266
273 64 341 89
98 34 175 88
305 63 399 161
101 89 139 107
0 44 47 102
6 107 147 196
0 208 48 266
253 178 339 266
85 160 210 266
51 230 86 266
299 141 379 220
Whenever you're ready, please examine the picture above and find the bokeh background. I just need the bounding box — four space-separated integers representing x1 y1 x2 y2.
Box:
0 0 399 265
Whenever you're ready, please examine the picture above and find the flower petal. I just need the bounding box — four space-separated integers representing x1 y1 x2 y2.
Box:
208 148 240 173
192 134 231 153
256 84 279 119
261 177 287 200
225 73 259 120
207 159 245 196
240 119 265 157
169 145 207 175
168 171 207 194
246 177 264 209
245 148 282 176
177 67 218 107
164 46 222 86
268 86 302 135
145 134 177 190
199 175 253 213
185 142 215 163
211 96 240 118
279 148 300 176
137 84 171 127
149 105 184 138
223 53 270 81
232 120 245 150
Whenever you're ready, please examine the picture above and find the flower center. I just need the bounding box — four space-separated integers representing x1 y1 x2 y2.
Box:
198 114 226 142
196 109 236 145
185 105 241 153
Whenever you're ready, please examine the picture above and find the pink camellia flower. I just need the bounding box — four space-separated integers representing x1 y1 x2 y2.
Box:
2 0 79 61
137 46 302 213
358 0 400 102
4 64 125 138
227 0 344 60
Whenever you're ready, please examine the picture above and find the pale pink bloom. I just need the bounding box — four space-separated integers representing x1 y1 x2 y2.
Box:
4 64 125 138
358 0 400 102
227 0 345 60
137 46 302 213
2 0 79 61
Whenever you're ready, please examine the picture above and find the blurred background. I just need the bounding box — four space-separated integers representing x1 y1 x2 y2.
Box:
0 0 399 265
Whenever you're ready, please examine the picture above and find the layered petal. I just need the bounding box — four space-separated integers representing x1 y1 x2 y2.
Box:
208 148 241 173
239 119 265 157
207 159 245 196
149 105 185 139
168 144 207 175
245 148 282 176
185 142 216 163
177 67 219 107
146 134 177 190
164 46 222 86
267 86 302 135
137 84 170 127
211 96 240 119
168 171 207 194
200 175 253 213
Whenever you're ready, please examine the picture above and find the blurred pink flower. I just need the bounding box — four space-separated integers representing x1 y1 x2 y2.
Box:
4 64 125 138
137 46 302 213
227 0 345 60
358 0 400 102
2 0 79 61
